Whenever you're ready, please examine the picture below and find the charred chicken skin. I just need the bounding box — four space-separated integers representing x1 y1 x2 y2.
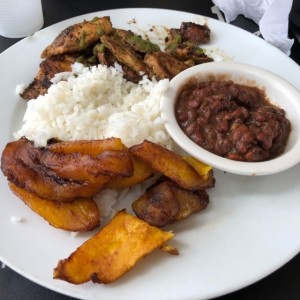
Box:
21 54 76 100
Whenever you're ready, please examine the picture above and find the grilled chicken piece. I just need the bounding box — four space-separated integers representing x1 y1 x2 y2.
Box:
180 22 210 44
121 64 142 83
20 78 49 100
115 29 160 54
166 42 213 66
165 24 212 67
95 46 142 83
165 28 182 46
41 16 113 58
144 52 188 80
96 47 116 67
101 34 147 74
21 54 76 100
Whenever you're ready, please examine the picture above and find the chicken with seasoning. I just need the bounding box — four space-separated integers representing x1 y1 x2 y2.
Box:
41 16 113 58
20 17 213 100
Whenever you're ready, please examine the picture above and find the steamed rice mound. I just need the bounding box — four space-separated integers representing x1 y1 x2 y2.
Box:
15 63 173 149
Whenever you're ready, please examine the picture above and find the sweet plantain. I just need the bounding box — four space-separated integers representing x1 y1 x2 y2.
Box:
9 182 100 231
53 210 175 284
130 140 209 191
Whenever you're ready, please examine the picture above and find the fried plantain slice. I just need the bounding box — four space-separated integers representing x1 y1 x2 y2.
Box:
47 138 126 156
53 210 175 284
172 186 209 221
30 147 134 181
103 156 153 189
41 16 113 58
182 156 215 189
132 180 209 227
132 181 180 227
129 140 208 191
9 182 100 231
1 139 106 202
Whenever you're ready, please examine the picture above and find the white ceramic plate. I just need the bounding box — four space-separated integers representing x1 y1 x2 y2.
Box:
1 8 300 300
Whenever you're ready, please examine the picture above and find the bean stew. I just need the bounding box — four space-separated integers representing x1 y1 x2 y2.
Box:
176 80 291 162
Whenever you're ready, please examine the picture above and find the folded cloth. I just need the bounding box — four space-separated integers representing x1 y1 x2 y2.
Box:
212 0 294 55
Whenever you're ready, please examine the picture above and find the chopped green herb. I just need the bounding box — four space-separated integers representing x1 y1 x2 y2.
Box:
165 42 177 52
93 43 105 55
87 55 97 64
91 16 100 22
194 48 205 55
76 56 85 63
79 32 86 49
97 26 104 36
173 34 182 44
129 35 160 53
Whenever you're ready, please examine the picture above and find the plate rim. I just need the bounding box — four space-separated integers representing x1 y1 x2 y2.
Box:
1 7 300 300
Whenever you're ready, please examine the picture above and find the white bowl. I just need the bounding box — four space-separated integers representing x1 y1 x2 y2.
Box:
161 62 300 176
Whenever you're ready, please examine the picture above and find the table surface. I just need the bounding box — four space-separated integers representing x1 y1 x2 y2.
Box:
1 1 300 299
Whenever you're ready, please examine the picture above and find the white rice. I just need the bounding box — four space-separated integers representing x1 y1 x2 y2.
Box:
10 216 24 223
15 62 174 150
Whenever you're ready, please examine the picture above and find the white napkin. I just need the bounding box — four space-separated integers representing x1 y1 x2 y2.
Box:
212 0 294 55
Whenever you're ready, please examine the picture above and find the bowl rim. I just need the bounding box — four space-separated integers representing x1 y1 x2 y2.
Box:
161 61 300 176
